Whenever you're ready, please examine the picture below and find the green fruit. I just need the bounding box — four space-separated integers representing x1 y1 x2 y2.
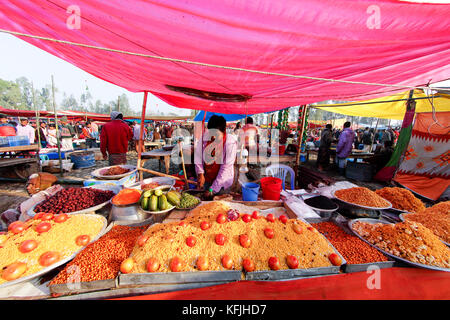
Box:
158 195 169 211
143 189 153 198
166 191 181 207
154 189 163 197
141 197 149 210
150 195 158 211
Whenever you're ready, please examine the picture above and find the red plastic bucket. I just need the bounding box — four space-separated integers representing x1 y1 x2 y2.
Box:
279 145 286 155
260 177 282 200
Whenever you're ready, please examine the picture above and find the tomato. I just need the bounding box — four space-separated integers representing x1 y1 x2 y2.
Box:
279 215 288 224
221 255 233 269
186 236 196 247
41 213 54 221
264 228 274 239
216 213 227 224
170 257 183 272
307 226 315 232
286 255 299 269
242 258 255 272
242 214 252 223
328 253 343 266
146 258 160 272
239 234 251 248
268 257 281 271
292 224 302 234
120 258 134 274
34 212 45 220
137 234 149 247
35 222 51 234
54 214 69 223
178 221 187 227
251 211 259 219
215 233 226 246
39 251 61 267
19 240 38 253
266 213 275 222
1 262 27 281
75 235 91 246
8 221 25 234
196 256 209 271
200 221 211 231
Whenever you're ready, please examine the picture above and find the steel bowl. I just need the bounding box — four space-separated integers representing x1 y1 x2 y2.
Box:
110 203 149 221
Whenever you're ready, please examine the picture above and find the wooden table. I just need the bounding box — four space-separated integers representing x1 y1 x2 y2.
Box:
141 148 173 177
144 141 164 151
0 144 40 178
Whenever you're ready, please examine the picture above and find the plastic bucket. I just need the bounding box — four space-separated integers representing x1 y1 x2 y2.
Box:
279 145 286 155
70 152 95 169
242 182 260 201
260 177 282 200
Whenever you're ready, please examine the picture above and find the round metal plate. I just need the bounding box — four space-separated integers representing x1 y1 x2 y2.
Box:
91 165 137 180
399 213 450 247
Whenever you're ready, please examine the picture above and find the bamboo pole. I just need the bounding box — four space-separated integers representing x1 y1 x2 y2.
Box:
137 92 148 181
31 82 41 150
139 166 197 185
51 75 63 177
178 139 189 189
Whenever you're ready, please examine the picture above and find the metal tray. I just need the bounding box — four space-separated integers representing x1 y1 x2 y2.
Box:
49 219 153 296
0 214 108 289
332 189 392 211
91 164 137 180
348 218 450 272
399 213 450 247
118 270 242 287
26 185 120 217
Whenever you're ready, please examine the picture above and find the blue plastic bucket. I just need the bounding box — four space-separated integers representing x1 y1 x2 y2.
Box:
242 182 260 201
70 152 95 169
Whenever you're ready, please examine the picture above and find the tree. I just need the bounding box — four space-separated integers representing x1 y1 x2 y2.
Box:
61 93 79 110
0 79 24 109
15 77 34 110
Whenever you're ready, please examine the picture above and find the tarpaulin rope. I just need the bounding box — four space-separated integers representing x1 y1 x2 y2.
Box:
0 28 439 92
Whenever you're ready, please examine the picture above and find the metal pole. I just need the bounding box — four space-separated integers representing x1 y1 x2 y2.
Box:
137 91 148 181
51 75 63 177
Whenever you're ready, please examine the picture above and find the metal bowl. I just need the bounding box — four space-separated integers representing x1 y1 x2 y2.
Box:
110 203 148 222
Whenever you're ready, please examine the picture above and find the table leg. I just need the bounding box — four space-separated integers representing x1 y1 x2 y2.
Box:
164 155 170 174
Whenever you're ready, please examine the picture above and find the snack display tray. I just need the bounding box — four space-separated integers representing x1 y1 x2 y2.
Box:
91 165 137 180
331 190 392 211
0 214 108 289
48 219 154 296
399 213 450 247
348 218 450 273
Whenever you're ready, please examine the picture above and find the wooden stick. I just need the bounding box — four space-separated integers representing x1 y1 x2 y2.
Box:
137 92 148 181
178 139 189 190
137 166 198 185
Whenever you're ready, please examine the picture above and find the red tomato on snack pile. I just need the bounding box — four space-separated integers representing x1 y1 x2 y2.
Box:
286 255 299 269
196 256 209 271
186 236 196 247
39 251 61 267
200 221 211 230
19 240 38 253
178 221 187 227
75 235 91 246
266 214 275 222
242 214 252 223
242 258 255 272
41 213 54 221
215 234 226 246
54 213 69 223
137 234 149 247
328 253 343 266
120 258 134 274
216 213 227 224
251 211 259 219
146 258 160 272
34 212 45 220
292 224 302 234
239 234 251 248
170 257 183 272
264 228 274 239
279 215 288 224
307 226 315 232
222 255 233 269
36 222 51 234
8 221 25 234
268 257 281 270
1 262 27 281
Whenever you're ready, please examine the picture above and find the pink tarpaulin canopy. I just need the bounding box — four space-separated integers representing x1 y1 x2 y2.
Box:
0 0 449 114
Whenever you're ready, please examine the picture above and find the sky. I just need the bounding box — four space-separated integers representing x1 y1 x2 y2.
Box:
0 33 191 116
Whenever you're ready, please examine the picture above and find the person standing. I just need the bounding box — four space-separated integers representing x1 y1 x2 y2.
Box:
35 121 48 148
100 111 133 165
361 127 373 152
335 121 355 175
132 121 145 153
16 118 35 144
46 123 58 147
0 113 17 136
82 122 98 148
59 116 75 150
316 124 333 171
164 123 174 145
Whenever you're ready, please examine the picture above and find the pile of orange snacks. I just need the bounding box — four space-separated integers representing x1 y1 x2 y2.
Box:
313 222 389 265
102 166 130 176
375 187 425 213
403 201 450 244
353 220 450 269
111 189 142 206
120 201 343 275
141 182 160 190
0 214 105 284
50 225 145 285
334 187 390 208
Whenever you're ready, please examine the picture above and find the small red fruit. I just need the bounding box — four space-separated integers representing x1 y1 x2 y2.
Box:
215 233 226 246
239 234 251 248
279 215 288 224
264 228 274 239
196 256 209 271
251 211 259 219
146 257 160 272
266 213 275 222
35 222 51 234
186 236 196 247
216 213 227 224
222 255 233 269
328 253 343 266
268 257 281 270
242 214 252 223
200 221 211 230
286 255 299 269
242 258 255 272
170 257 183 272
292 224 302 234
